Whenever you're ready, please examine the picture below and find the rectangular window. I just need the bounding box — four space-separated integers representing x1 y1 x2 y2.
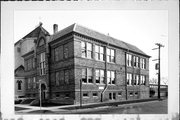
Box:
25 60 28 71
134 74 137 85
81 41 86 58
59 71 64 85
17 80 22 90
33 77 36 89
127 54 132 67
54 47 59 61
82 68 87 83
140 58 146 69
133 56 139 68
29 58 32 70
137 75 139 85
107 71 115 84
96 69 105 84
140 75 146 85
55 72 60 86
25 58 34 71
87 68 93 83
113 92 116 100
87 42 92 59
129 92 133 96
64 70 69 84
95 45 99 60
93 92 98 97
83 93 89 97
107 48 115 63
100 46 104 61
127 73 132 85
136 57 139 67
81 41 92 59
109 93 112 99
133 56 136 67
109 92 116 100
118 92 122 96
135 92 138 96
95 45 105 61
39 52 46 75
95 69 100 84
27 78 31 89
100 70 105 84
33 58 35 68
64 45 69 59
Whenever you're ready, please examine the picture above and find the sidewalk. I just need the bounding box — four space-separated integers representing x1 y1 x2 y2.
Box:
15 98 164 114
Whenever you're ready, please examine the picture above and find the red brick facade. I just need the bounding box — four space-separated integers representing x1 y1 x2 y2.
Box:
18 23 150 105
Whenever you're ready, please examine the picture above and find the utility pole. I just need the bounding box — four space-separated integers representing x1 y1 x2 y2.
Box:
152 43 164 100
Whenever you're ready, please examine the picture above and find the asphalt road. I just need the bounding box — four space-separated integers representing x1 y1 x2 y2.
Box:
64 99 167 114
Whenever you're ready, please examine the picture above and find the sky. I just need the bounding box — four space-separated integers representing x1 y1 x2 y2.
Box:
14 10 168 84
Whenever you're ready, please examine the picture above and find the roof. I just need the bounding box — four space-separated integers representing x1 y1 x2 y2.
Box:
15 23 50 45
52 23 150 57
22 24 50 39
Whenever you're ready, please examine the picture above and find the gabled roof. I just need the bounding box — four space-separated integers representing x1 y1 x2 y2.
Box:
22 24 50 39
52 23 150 57
15 23 50 45
15 65 24 73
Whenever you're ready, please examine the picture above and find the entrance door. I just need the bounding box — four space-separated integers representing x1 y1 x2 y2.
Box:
41 84 46 100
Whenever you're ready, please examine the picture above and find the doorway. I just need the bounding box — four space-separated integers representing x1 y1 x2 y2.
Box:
41 83 46 100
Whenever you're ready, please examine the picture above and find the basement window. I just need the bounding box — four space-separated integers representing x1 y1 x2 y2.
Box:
118 92 122 96
129 92 133 96
65 93 70 98
109 92 116 100
83 93 89 98
93 92 98 97
135 92 138 96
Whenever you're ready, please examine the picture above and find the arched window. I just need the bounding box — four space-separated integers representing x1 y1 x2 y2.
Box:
17 80 22 90
38 38 45 46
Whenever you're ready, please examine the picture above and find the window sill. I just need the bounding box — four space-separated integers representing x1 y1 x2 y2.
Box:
95 59 105 62
82 83 94 85
83 97 89 98
93 96 98 97
107 62 116 64
81 56 93 60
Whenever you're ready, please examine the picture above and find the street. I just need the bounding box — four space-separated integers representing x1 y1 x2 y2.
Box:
15 99 167 114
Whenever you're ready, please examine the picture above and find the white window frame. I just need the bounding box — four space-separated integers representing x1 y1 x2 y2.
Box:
127 73 132 86
140 75 146 85
95 69 105 84
107 48 115 63
81 41 92 59
107 71 115 85
95 45 105 61
39 52 46 75
109 92 116 100
82 68 93 84
140 58 146 69
33 77 36 89
127 54 132 67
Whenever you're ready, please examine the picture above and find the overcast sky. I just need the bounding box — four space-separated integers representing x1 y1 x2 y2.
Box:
14 10 168 83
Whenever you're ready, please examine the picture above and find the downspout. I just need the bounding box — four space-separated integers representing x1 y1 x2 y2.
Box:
125 51 128 100
101 43 108 102
46 35 51 100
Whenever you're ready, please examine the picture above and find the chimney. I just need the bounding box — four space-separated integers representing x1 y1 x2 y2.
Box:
53 24 58 34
